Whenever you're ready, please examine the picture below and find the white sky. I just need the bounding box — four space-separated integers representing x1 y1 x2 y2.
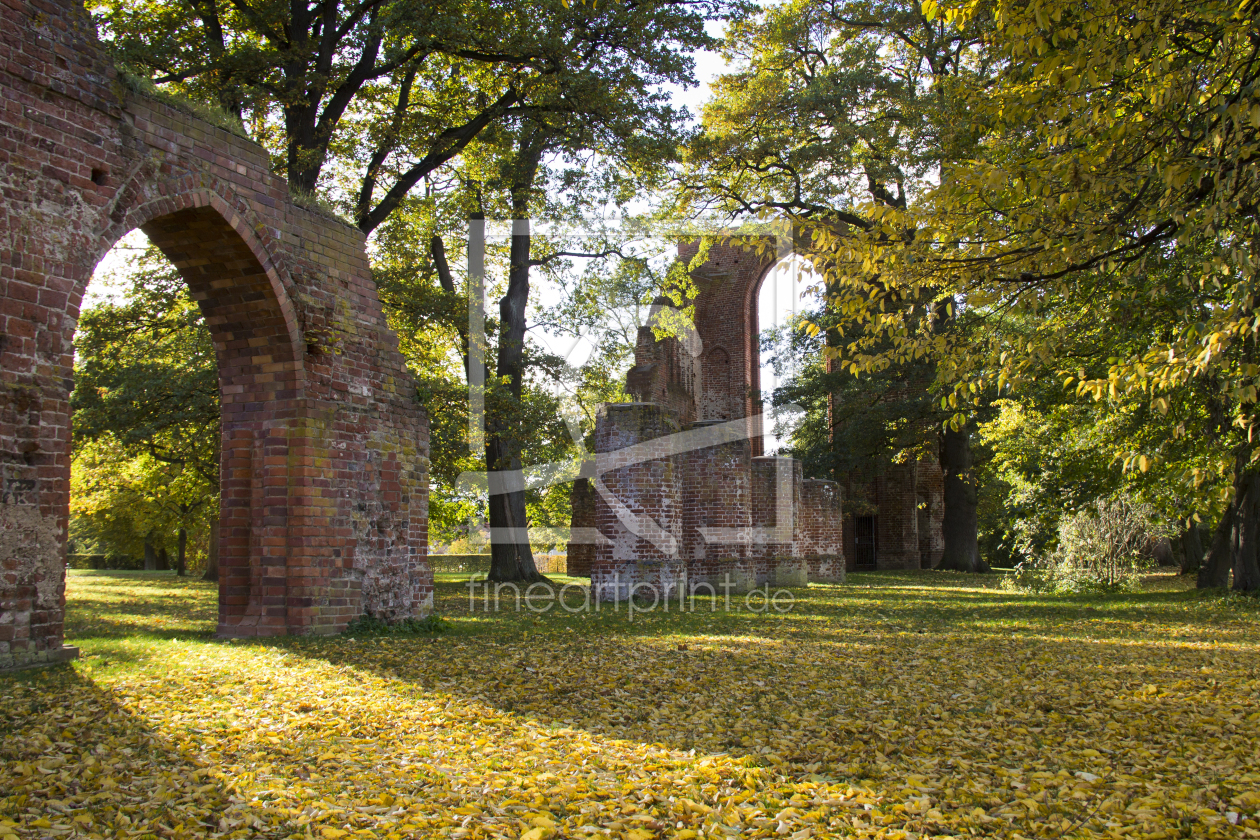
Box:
757 255 820 454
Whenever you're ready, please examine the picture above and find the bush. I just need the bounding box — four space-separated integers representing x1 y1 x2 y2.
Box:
1002 497 1173 594
428 553 567 575
344 613 450 636
430 554 493 574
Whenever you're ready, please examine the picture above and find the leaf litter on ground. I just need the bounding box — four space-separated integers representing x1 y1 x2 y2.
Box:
1 569 1258 839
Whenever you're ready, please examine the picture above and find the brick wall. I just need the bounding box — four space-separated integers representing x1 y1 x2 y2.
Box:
681 420 753 584
576 238 853 595
797 479 845 582
625 299 702 425
0 0 430 668
917 457 945 568
679 240 779 451
590 403 686 601
841 456 944 572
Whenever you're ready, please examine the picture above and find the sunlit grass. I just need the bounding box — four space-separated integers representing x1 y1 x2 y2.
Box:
3 567 1254 839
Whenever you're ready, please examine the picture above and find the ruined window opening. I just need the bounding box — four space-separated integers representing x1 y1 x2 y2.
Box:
854 515 877 569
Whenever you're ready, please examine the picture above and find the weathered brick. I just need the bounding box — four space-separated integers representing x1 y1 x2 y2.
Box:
0 0 432 669
576 242 848 597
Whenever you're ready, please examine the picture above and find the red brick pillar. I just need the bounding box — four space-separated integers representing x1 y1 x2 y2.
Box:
681 420 753 590
591 403 684 601
798 479 846 582
751 456 802 586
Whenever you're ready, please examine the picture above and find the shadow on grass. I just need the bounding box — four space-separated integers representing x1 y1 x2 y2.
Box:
0 665 243 836
272 572 1260 837
48 569 1260 837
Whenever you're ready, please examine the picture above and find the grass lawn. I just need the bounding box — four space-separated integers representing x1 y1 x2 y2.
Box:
2 569 1259 839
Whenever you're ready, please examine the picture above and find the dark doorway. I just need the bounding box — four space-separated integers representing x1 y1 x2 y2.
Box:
854 516 877 569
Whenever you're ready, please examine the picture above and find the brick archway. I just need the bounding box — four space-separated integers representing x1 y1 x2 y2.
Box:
98 201 306 638
0 0 431 669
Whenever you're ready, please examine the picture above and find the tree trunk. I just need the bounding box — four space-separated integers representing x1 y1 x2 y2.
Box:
1179 520 1205 575
1233 472 1260 591
176 527 188 577
485 131 547 584
203 514 219 582
156 546 170 571
486 437 541 582
484 219 543 583
1198 497 1237 588
936 424 988 572
144 535 157 571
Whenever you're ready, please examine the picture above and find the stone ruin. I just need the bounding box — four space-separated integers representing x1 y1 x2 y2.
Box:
1 0 430 669
567 241 847 598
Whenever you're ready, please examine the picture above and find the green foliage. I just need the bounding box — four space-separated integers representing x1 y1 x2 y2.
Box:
769 303 945 485
91 0 726 232
72 246 219 563
1002 497 1173 594
344 612 451 636
683 0 988 220
802 0 1260 477
71 437 215 562
684 0 1258 575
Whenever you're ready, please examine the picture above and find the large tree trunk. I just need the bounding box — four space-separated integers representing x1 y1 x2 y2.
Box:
936 424 988 572
485 131 547 584
203 514 219 582
176 527 188 577
486 437 541 583
1179 520 1205 575
1234 473 1260 591
156 546 170 571
144 535 157 571
1199 497 1238 588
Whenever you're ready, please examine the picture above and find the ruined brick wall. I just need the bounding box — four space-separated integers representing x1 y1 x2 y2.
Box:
578 238 853 594
681 420 753 585
679 241 779 452
875 462 922 570
916 457 945 568
750 456 800 579
797 480 845 582
0 0 430 668
841 457 943 572
590 403 685 601
625 299 702 425
589 405 820 596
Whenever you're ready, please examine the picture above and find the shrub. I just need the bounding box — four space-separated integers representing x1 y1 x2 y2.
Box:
344 612 450 637
1003 497 1173 594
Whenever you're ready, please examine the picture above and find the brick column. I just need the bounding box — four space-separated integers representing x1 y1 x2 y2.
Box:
681 420 753 589
591 403 684 601
798 479 846 582
751 456 802 586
